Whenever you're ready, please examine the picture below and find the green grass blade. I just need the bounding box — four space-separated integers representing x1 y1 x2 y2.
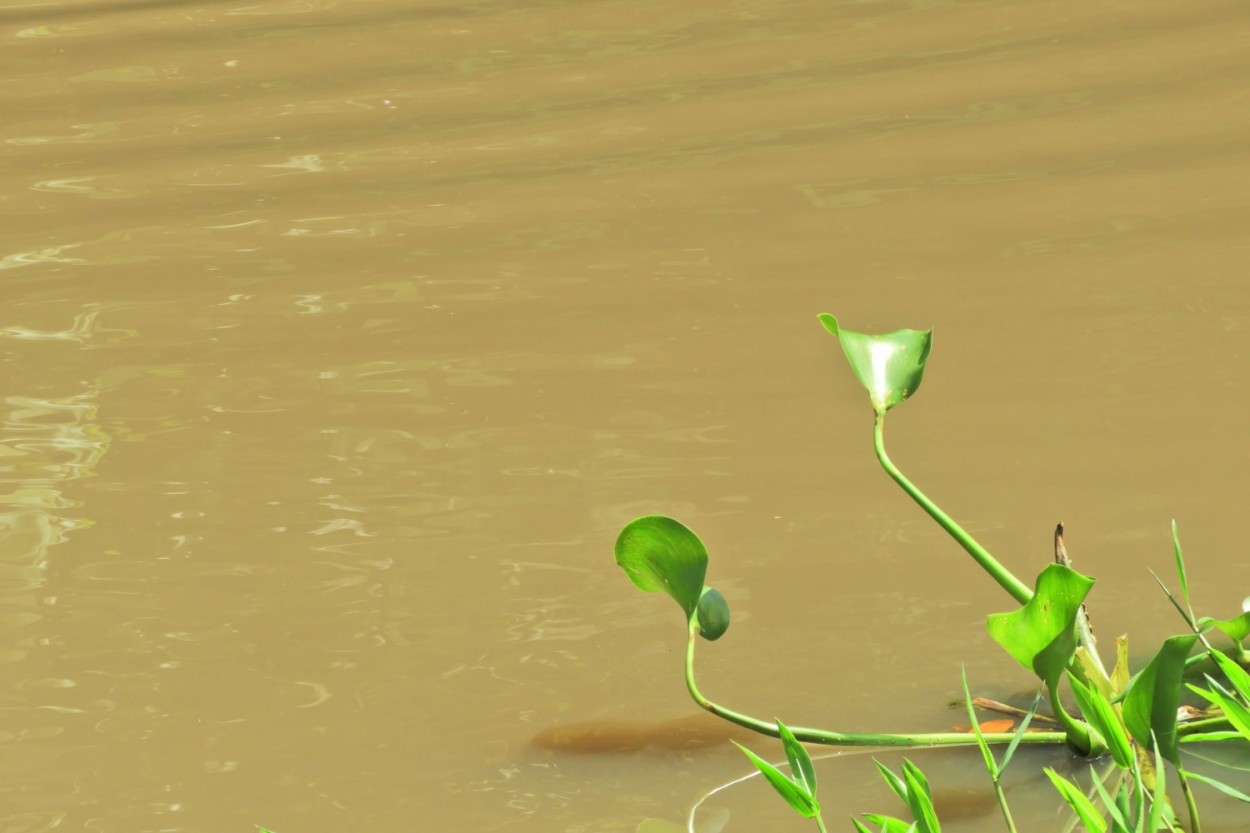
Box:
1208 649 1250 699
1045 768 1108 833
861 815 915 833
1180 769 1250 803
961 667 999 779
1171 520 1191 613
1070 674 1133 769
1000 686 1045 772
733 742 818 819
1189 679 1250 740
874 760 909 804
1146 739 1171 832
1089 766 1130 832
901 759 940 833
777 720 817 799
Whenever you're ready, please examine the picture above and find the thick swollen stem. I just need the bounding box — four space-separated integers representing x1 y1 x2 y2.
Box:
873 413 1033 606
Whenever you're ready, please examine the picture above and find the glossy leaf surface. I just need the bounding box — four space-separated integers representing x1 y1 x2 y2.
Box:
1120 634 1198 763
615 516 708 622
1069 674 1132 769
777 721 816 799
986 563 1095 689
733 742 819 818
901 760 940 833
696 586 730 641
818 314 932 414
1045 769 1107 833
1199 611 1250 643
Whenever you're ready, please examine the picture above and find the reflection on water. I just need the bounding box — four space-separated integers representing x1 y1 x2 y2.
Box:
0 385 106 619
4 0 1250 830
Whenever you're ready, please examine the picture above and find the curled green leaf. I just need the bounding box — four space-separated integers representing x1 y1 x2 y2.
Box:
818 314 932 414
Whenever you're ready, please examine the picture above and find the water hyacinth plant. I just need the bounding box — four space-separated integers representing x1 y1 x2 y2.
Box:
613 315 1250 831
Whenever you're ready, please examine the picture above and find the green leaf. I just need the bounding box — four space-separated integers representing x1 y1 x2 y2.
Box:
733 742 819 819
1146 740 1172 831
1189 679 1250 741
986 563 1095 690
1000 686 1045 772
777 720 816 799
1069 674 1133 770
1180 769 1250 803
861 814 917 833
818 314 932 415
961 668 1000 779
1045 768 1108 833
1199 611 1250 643
695 586 730 641
1087 767 1130 833
1209 649 1250 699
615 516 708 622
1120 634 1199 764
901 759 940 833
1171 520 1190 608
874 759 909 804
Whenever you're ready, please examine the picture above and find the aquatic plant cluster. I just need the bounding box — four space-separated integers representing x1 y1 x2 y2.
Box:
614 316 1250 832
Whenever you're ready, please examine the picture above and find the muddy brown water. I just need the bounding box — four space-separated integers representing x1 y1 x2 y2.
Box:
4 0 1250 830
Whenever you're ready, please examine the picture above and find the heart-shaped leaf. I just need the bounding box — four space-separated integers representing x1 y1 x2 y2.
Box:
818 314 932 415
615 516 708 623
986 563 1095 690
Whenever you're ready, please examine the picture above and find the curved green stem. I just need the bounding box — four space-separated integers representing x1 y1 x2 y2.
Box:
1046 681 1104 757
873 413 1033 606
683 620 1066 748
1178 769 1202 833
1176 714 1236 737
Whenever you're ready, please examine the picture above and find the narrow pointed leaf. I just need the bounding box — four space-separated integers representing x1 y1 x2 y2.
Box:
1000 686 1045 772
1171 520 1191 608
901 760 940 833
874 759 909 804
1189 679 1250 740
615 516 708 622
695 586 730 641
777 721 816 799
1121 635 1198 764
1146 740 1171 831
818 314 932 414
1045 768 1108 833
1180 770 1250 803
1209 648 1250 698
1088 767 1130 832
861 815 916 833
961 668 1000 779
733 742 818 818
986 563 1095 689
1069 674 1133 769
